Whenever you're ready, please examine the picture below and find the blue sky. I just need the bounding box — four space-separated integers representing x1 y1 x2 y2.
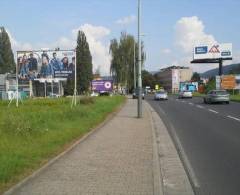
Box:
0 0 240 75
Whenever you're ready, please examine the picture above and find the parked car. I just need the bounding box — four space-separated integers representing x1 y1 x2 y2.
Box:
90 91 99 97
178 91 192 98
203 90 230 104
132 89 145 99
154 91 168 100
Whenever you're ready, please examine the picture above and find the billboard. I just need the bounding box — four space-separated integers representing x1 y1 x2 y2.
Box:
221 75 236 90
91 80 113 92
193 43 232 60
17 50 75 80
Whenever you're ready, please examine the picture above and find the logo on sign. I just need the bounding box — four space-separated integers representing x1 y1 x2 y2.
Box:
104 82 112 89
221 51 231 56
195 46 208 54
209 45 220 53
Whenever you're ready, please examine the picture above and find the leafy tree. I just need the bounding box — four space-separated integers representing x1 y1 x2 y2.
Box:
0 27 15 73
109 32 145 92
191 72 201 82
205 77 216 93
76 30 93 94
142 70 158 89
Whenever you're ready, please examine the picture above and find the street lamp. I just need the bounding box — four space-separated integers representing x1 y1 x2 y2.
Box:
137 0 142 118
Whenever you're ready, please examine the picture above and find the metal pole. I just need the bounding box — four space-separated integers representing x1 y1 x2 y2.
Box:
74 49 77 106
16 52 19 107
219 59 223 76
133 41 136 90
137 0 142 118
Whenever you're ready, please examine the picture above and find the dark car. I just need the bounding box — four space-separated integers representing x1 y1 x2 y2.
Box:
132 89 145 99
203 90 230 104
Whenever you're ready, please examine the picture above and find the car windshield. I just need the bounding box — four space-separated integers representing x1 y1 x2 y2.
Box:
157 91 166 94
215 90 228 95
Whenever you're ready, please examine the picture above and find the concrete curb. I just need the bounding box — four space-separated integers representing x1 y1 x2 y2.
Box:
3 98 127 195
145 101 194 195
145 102 164 195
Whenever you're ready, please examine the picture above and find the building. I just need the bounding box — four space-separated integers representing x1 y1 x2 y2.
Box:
155 66 193 93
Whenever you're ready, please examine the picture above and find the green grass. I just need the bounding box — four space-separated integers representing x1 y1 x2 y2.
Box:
230 94 240 102
0 96 125 192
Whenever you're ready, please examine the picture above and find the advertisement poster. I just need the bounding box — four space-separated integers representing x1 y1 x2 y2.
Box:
17 50 75 80
92 80 113 92
193 43 232 60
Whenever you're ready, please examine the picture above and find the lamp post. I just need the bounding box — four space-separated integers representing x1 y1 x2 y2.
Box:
137 0 142 118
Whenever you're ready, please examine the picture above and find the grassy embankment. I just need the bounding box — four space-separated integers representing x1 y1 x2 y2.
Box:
0 96 125 193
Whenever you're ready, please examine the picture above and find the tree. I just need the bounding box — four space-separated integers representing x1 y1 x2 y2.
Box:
76 31 93 94
205 77 216 93
109 32 145 92
142 70 158 89
191 72 201 82
0 27 15 74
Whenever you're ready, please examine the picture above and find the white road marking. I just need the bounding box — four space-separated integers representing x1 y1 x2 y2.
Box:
188 102 193 105
227 115 240 122
181 100 185 103
196 105 204 109
208 109 219 114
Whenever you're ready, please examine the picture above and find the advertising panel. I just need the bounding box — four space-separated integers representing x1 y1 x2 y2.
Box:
17 50 75 80
91 80 113 92
221 75 236 90
193 43 232 60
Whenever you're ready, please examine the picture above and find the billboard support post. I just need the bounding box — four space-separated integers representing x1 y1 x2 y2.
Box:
16 51 19 107
219 59 223 76
71 49 77 107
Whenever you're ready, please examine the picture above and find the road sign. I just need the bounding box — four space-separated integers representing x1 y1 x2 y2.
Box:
155 84 159 90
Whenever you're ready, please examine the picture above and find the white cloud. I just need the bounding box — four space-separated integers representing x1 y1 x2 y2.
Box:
175 16 216 53
116 15 136 25
7 24 111 76
173 16 220 73
161 48 171 54
6 29 32 52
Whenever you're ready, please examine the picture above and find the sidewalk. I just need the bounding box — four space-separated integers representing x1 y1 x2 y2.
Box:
6 98 155 195
5 97 194 195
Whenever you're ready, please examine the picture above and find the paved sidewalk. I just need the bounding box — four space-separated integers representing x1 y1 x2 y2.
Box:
8 98 155 195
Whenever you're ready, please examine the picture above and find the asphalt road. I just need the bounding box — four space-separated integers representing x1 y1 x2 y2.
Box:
146 95 240 195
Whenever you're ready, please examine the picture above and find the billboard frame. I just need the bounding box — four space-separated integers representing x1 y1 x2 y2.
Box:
14 49 77 107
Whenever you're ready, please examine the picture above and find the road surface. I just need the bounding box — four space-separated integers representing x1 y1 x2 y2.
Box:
147 95 240 195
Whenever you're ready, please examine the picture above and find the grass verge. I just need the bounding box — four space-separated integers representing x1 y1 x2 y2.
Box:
0 96 125 193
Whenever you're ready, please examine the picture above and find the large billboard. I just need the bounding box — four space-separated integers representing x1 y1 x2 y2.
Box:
91 80 113 92
17 50 75 80
193 43 232 60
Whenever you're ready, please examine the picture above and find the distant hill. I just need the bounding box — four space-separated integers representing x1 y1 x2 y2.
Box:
201 63 240 78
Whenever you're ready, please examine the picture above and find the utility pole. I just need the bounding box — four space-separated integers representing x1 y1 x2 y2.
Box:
137 0 142 118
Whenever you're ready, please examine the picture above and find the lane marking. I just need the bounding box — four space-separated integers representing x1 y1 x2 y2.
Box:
208 109 219 114
196 105 204 109
181 100 186 103
227 115 240 122
188 102 193 105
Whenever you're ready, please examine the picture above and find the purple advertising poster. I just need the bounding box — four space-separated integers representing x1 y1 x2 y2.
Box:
92 80 113 92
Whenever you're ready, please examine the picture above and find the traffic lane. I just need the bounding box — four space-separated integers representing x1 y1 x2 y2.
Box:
170 95 240 119
147 96 240 195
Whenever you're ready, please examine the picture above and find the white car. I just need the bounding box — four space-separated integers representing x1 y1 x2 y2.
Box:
90 92 99 97
178 91 192 98
154 91 168 100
